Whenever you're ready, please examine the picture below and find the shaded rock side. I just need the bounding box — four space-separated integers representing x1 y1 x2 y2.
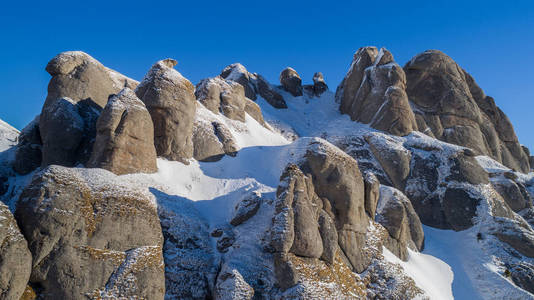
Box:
280 67 303 97
0 202 32 300
15 166 165 299
404 49 530 173
13 116 42 175
336 47 418 136
87 88 157 175
192 118 238 162
375 185 424 261
135 58 196 163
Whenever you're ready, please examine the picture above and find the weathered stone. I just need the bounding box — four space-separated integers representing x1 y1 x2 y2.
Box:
318 211 338 265
404 49 530 173
220 63 257 100
256 74 287 109
492 178 532 212
192 118 238 162
375 186 424 261
280 67 303 97
273 252 299 291
214 264 254 300
87 88 157 175
366 134 411 190
442 187 480 231
510 262 534 294
364 172 380 218
244 98 267 127
336 47 417 136
0 202 31 300
13 116 42 175
231 192 261 226
446 152 489 184
312 72 328 96
44 51 138 109
136 58 196 164
15 166 165 299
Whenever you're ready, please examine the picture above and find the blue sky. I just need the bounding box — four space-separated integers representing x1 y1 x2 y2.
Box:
1 0 533 149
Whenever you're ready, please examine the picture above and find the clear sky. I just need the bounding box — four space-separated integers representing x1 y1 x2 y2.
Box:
1 0 533 150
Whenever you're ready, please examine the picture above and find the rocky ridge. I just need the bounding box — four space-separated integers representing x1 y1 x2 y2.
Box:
0 48 532 299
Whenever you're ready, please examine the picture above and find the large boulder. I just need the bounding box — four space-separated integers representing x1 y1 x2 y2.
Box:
404 50 530 173
15 166 165 299
255 74 287 108
44 51 138 110
301 139 370 272
195 77 246 122
0 202 31 300
214 264 254 300
220 63 257 100
279 67 303 97
87 88 157 175
336 47 417 136
136 58 196 164
312 72 328 96
375 186 424 261
192 117 238 162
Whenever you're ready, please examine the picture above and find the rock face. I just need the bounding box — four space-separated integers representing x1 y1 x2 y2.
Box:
192 118 238 162
280 67 303 97
44 51 138 109
230 192 261 226
87 88 157 175
375 185 424 261
38 51 137 169
220 63 257 101
214 264 254 300
336 47 418 136
15 166 165 299
0 202 32 300
195 77 246 122
135 58 196 164
312 72 328 96
13 116 42 175
404 50 530 173
255 74 287 108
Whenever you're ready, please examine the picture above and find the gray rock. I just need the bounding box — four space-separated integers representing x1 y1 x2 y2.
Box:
15 166 165 299
44 51 138 109
318 211 338 265
87 88 157 175
192 119 238 162
231 192 261 226
39 97 84 167
366 134 411 191
244 98 267 127
214 264 254 300
375 186 424 261
510 262 534 294
301 139 370 272
255 74 287 109
0 202 31 300
336 47 417 136
364 172 380 218
220 63 257 100
492 177 532 212
312 72 328 96
446 152 489 185
442 187 480 231
404 49 530 173
493 218 534 258
280 67 303 97
273 252 299 291
196 77 247 122
13 116 42 175
136 58 196 164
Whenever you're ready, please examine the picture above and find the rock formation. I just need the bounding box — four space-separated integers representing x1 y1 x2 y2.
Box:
336 47 418 136
136 58 196 164
15 166 165 299
13 116 41 175
87 88 157 175
404 50 530 173
0 202 31 300
280 67 303 97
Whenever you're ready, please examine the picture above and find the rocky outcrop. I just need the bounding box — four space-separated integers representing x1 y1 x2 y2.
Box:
195 77 246 122
230 192 261 226
312 72 328 96
404 50 530 173
255 74 287 108
491 175 532 212
336 47 418 136
136 58 196 164
375 185 424 261
192 118 238 162
0 202 31 300
220 63 257 101
39 97 102 167
364 172 380 218
87 88 157 175
510 262 534 294
214 264 254 300
13 116 41 175
15 166 165 299
44 51 138 109
280 67 303 97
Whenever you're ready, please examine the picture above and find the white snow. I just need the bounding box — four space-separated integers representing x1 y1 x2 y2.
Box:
382 246 454 300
